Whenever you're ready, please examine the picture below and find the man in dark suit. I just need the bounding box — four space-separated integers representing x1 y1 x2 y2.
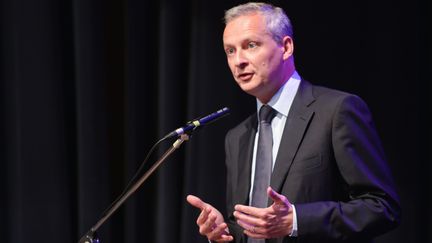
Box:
187 2 401 243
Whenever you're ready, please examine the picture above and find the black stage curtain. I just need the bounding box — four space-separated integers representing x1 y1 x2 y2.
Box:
0 0 430 242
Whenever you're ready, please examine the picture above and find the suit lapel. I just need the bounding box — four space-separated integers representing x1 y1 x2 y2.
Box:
270 80 316 193
235 116 257 205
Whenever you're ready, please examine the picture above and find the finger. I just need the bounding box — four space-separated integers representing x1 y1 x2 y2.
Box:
186 195 206 210
234 204 265 218
218 224 234 241
239 223 266 239
218 234 234 242
197 207 211 225
207 223 231 241
233 210 265 227
236 218 252 231
215 231 235 242
236 218 268 235
267 187 286 205
200 213 217 235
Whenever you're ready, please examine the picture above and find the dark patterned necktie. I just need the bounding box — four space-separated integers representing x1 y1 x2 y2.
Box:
248 105 276 243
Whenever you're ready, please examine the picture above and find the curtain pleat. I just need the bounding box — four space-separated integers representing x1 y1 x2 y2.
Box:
0 0 429 242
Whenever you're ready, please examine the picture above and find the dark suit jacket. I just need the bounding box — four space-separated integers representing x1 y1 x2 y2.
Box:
224 80 401 243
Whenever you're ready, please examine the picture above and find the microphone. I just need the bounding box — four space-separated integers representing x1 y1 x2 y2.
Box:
164 107 230 139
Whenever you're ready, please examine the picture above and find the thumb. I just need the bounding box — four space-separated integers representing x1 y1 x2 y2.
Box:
267 187 287 205
186 194 206 210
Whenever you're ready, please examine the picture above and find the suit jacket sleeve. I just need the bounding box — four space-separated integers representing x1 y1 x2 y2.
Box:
294 94 401 241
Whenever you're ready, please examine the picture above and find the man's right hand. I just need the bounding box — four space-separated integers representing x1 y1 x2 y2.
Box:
186 195 234 242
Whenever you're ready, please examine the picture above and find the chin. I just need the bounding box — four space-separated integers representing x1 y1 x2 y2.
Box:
239 85 261 98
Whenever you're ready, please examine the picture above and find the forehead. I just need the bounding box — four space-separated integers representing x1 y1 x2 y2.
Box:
223 13 269 45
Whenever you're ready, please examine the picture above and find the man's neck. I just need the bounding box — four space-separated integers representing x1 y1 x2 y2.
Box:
258 68 296 104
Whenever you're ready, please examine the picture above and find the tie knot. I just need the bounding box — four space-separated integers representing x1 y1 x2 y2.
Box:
259 105 276 124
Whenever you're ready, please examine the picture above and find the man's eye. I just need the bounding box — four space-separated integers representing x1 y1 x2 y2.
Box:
226 48 235 55
248 42 257 48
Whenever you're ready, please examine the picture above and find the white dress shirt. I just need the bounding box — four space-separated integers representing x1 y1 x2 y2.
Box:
249 71 301 237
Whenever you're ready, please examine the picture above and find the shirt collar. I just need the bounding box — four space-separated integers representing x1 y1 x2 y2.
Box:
256 71 301 117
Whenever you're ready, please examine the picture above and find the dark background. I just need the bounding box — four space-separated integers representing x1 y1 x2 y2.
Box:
0 0 430 242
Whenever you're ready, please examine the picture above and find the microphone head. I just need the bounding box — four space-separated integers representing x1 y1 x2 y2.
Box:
163 107 230 139
199 107 230 125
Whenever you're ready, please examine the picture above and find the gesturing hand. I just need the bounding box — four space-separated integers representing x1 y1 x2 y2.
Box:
187 195 234 242
234 187 293 239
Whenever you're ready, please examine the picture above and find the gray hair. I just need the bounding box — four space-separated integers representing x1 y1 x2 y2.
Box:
224 2 293 44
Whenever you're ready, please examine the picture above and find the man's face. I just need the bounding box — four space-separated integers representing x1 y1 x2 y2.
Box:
223 13 289 102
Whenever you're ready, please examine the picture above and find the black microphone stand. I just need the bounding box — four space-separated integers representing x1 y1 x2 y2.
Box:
78 134 190 243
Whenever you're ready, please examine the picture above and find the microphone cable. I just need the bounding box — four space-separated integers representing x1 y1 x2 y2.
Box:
99 135 172 219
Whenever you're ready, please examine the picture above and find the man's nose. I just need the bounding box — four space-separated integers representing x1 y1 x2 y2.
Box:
234 51 248 69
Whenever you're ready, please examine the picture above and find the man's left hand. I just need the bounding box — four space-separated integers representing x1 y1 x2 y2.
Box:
233 186 293 239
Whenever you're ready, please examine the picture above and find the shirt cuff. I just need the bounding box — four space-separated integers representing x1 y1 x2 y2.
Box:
289 204 298 237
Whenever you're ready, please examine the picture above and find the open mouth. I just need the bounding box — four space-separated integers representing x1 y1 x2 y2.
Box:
237 73 253 81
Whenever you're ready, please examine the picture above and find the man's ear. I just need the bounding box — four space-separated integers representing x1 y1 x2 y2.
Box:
282 36 294 60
